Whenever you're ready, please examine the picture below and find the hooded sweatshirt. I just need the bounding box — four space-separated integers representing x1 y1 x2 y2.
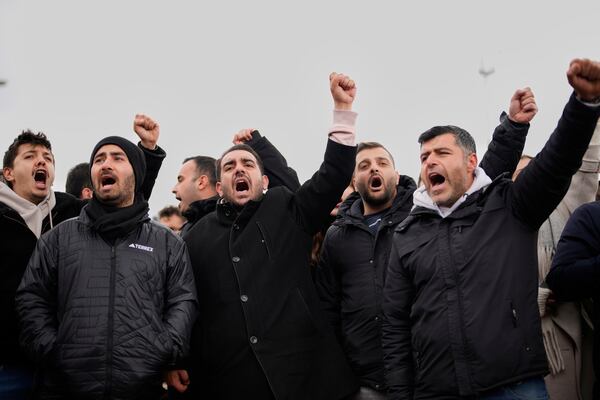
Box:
412 166 492 217
0 181 56 238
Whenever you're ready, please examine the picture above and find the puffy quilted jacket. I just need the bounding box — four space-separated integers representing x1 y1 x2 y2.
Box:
16 208 198 400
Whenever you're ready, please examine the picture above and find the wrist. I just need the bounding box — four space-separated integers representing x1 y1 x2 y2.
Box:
577 94 600 105
140 141 158 150
334 102 352 111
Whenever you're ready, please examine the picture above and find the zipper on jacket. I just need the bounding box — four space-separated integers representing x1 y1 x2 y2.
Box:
446 223 474 393
104 246 117 399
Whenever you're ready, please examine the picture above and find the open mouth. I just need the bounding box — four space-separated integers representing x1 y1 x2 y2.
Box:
428 172 446 188
235 179 249 192
34 169 47 183
369 175 383 189
33 169 47 188
101 176 116 187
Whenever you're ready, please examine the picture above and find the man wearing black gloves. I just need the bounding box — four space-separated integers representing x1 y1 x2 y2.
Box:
16 136 197 400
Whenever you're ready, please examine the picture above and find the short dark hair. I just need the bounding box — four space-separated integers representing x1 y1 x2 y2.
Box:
216 144 264 180
65 162 91 198
183 155 217 187
418 125 476 155
158 205 182 219
3 130 53 169
357 142 395 166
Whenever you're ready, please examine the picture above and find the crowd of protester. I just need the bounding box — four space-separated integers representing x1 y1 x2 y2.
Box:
1 59 600 400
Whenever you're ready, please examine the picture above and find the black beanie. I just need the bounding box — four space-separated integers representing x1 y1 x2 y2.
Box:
90 136 146 194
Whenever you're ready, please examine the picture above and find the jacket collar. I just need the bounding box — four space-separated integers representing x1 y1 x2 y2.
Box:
0 181 56 238
335 175 417 227
412 167 492 218
183 196 218 224
406 172 510 226
216 196 263 228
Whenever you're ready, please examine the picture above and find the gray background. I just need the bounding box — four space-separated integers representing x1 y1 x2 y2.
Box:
1 0 599 216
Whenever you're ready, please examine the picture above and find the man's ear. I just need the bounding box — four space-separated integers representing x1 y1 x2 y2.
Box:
3 167 14 184
197 175 207 191
395 171 400 185
467 153 478 174
81 187 93 200
262 175 269 190
216 181 223 197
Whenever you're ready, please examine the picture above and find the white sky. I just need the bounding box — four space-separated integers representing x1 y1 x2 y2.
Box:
1 0 599 216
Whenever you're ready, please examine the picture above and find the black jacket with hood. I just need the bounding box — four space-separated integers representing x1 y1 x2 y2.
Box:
315 113 530 391
382 94 600 399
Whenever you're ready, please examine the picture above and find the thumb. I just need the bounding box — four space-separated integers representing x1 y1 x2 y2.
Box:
179 369 190 384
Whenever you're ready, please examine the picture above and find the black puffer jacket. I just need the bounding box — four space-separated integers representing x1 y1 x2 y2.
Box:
16 208 197 400
382 94 600 399
315 113 530 392
0 144 165 369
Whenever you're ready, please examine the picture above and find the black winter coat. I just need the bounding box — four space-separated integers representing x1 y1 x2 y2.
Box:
0 144 165 368
315 113 530 392
547 201 600 400
184 139 359 400
382 94 600 399
16 209 197 400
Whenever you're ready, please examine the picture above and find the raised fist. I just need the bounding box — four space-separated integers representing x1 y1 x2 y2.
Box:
567 58 600 102
329 72 356 111
508 87 538 124
133 114 160 150
232 128 255 145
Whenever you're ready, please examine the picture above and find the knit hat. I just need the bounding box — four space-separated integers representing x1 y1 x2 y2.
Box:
90 136 146 194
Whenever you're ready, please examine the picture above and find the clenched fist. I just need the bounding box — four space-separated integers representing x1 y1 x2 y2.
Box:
567 58 600 102
508 87 538 124
134 114 160 150
232 128 256 145
330 72 356 111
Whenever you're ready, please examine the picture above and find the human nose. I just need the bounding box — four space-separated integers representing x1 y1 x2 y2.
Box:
35 155 47 166
99 158 113 170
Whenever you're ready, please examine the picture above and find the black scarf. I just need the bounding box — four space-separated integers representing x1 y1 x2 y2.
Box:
85 196 150 244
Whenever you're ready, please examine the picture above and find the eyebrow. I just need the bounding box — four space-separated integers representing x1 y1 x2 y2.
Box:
421 146 453 154
94 150 127 160
22 149 52 156
223 157 256 168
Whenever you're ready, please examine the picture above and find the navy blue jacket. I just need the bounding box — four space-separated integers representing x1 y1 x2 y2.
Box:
547 201 600 400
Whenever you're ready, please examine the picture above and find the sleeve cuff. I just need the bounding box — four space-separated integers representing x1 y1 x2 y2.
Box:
328 110 357 146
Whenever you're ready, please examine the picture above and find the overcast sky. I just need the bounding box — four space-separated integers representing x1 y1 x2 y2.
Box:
1 0 599 216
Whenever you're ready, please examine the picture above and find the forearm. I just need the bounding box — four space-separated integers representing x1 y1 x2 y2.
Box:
328 110 357 146
247 130 301 191
479 112 528 179
511 94 600 228
139 142 166 201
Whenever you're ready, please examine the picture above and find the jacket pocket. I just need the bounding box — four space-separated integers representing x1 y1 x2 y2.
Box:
256 221 272 260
